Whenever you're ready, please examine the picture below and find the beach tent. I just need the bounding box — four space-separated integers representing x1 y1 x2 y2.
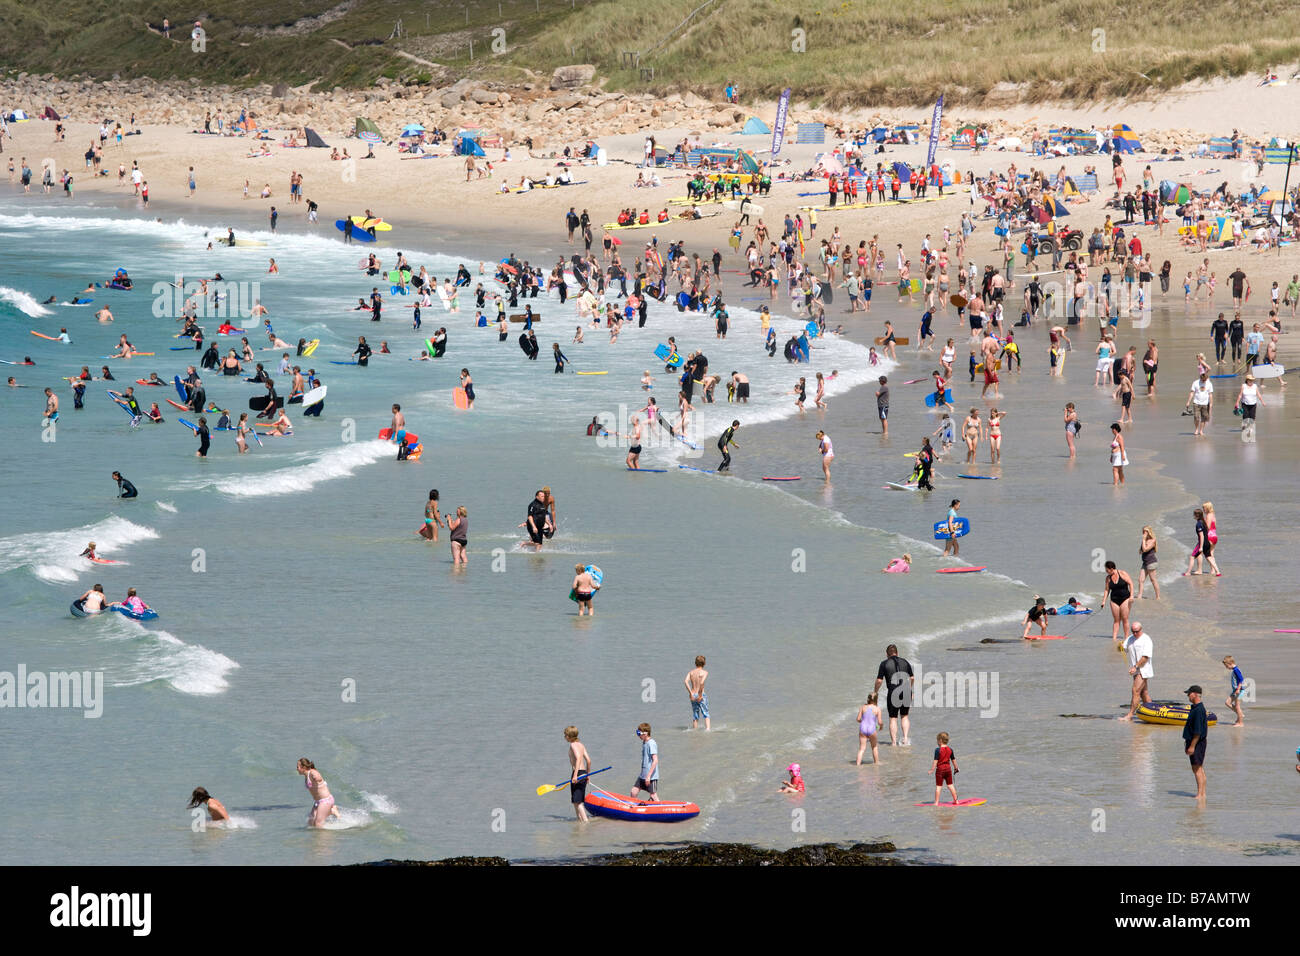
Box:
1110 124 1141 152
816 152 845 175
952 125 976 147
6 109 28 121
42 106 60 121
355 117 383 143
1171 184 1192 205
457 136 486 157
741 117 770 135
303 127 328 148
1043 197 1069 218
1061 178 1082 200
1269 199 1295 222
892 161 912 180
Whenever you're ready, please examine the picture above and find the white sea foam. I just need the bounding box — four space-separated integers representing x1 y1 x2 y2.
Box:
359 791 399 815
0 285 54 317
155 501 178 513
213 814 258 830
171 439 392 497
107 621 240 696
0 515 158 583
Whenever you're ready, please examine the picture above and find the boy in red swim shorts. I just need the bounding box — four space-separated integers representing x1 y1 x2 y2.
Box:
930 731 959 805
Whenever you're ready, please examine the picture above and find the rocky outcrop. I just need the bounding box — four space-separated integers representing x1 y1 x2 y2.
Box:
550 64 595 90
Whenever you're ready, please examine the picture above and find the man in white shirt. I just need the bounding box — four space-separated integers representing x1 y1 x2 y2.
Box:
1120 622 1154 720
1187 371 1213 436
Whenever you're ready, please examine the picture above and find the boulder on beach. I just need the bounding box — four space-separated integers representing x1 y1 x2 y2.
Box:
550 65 595 91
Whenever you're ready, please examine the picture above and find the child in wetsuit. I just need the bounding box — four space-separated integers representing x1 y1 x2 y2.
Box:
930 732 959 805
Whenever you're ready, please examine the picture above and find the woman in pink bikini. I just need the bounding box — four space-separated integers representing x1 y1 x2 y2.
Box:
297 757 341 826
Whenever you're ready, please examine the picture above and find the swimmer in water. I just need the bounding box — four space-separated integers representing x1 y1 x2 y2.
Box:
296 758 341 826
419 489 444 541
881 554 912 573
187 787 230 823
641 370 653 390
79 542 99 560
264 408 292 436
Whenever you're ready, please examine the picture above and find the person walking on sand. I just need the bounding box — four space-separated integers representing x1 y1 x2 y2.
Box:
1183 506 1221 577
1138 526 1160 599
816 430 834 481
1102 560 1135 643
564 726 593 821
873 644 914 746
942 498 962 557
1109 422 1127 485
684 655 710 730
1222 656 1246 727
717 419 739 472
1235 372 1262 443
856 693 883 765
1063 402 1080 459
1183 685 1208 800
1119 622 1153 721
1186 370 1213 437
876 376 890 436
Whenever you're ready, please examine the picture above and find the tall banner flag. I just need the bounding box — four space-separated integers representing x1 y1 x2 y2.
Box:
926 94 944 168
772 88 792 157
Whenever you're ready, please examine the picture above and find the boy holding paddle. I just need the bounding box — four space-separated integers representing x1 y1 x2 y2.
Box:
565 727 592 821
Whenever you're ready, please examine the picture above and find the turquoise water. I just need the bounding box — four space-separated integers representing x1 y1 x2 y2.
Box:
2 199 1296 865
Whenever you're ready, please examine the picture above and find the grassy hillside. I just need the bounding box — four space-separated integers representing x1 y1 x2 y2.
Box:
2 0 1299 105
516 0 1300 106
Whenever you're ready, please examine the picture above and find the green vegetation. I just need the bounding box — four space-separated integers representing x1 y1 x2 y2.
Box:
1 0 1298 105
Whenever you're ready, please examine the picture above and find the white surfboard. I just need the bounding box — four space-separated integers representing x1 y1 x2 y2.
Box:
723 199 764 215
300 385 327 407
1250 363 1285 379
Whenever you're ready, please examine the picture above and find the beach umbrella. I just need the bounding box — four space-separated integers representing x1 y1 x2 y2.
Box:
1172 184 1191 204
402 123 426 134
355 117 383 143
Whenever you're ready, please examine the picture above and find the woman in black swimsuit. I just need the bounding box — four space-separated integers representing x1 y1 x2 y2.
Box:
1102 560 1134 644
222 350 241 375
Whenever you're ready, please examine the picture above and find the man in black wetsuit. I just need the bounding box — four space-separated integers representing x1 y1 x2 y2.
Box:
112 471 138 498
525 490 549 551
1210 313 1229 363
1228 314 1245 363
194 416 210 458
717 420 740 472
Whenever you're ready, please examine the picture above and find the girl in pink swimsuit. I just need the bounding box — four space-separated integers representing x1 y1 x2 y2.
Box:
856 693 882 765
297 757 340 826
